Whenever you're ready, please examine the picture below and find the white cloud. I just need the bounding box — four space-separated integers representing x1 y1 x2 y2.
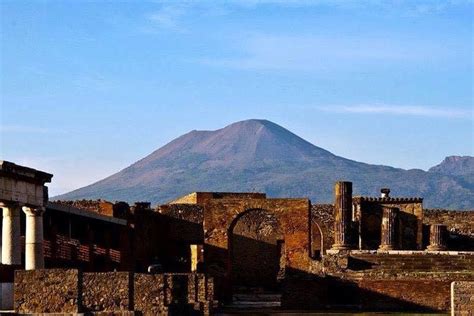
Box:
318 104 473 119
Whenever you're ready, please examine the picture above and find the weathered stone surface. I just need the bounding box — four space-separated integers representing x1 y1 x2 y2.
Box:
134 273 166 316
82 272 132 312
311 204 334 254
451 281 474 316
14 269 80 314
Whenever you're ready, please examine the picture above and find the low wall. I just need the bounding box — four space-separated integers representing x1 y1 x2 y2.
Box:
451 281 474 315
82 272 132 312
282 270 474 312
14 269 81 314
358 279 451 311
14 269 214 315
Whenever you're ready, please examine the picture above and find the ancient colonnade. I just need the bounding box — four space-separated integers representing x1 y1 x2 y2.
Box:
0 161 52 310
331 181 448 251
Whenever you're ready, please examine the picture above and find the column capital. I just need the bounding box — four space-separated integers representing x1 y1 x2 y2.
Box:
0 201 19 208
22 206 45 217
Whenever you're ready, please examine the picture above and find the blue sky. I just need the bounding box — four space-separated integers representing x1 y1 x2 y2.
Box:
1 0 473 196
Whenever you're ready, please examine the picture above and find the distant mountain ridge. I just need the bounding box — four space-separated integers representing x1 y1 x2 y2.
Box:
428 156 474 176
55 119 474 209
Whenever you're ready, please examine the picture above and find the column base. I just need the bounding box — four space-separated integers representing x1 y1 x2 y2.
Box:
427 245 447 251
378 245 396 251
331 244 352 250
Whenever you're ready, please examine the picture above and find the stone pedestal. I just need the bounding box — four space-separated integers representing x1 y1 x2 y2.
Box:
427 224 447 251
379 207 398 251
332 181 353 250
0 202 21 265
22 206 45 270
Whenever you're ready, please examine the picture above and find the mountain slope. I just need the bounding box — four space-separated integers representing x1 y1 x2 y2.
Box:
55 119 474 209
428 156 474 176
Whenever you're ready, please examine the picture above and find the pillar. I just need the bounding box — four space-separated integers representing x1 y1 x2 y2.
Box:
332 181 353 250
190 244 198 272
0 202 21 265
427 224 447 251
22 206 45 270
379 207 398 251
0 202 21 310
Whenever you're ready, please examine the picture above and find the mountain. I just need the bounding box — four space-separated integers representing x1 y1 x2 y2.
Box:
54 119 474 209
428 156 474 177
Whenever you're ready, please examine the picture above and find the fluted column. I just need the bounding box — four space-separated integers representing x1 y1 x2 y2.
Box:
22 206 45 270
379 207 398 251
332 181 353 250
427 224 447 251
0 202 21 265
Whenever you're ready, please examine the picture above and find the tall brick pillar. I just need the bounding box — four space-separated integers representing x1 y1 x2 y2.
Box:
379 207 398 251
427 224 447 251
332 181 353 250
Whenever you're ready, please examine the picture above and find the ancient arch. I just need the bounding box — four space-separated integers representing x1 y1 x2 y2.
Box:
228 208 284 290
311 219 324 259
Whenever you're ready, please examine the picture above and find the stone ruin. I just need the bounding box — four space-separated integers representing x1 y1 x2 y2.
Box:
0 160 473 315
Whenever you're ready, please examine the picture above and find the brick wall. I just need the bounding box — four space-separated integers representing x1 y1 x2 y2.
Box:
451 281 474 315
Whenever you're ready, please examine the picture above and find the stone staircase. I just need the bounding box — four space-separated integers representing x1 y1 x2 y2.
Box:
222 287 282 311
348 252 474 272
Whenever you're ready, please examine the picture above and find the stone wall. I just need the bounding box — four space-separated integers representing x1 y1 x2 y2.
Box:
424 209 474 250
14 269 80 314
282 271 474 312
451 281 474 315
311 204 334 255
357 279 451 311
82 272 132 312
14 269 214 315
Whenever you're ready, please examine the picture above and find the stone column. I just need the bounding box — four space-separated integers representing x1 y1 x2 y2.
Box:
379 207 398 251
22 206 45 270
427 224 447 251
332 181 353 250
0 202 21 310
0 202 21 265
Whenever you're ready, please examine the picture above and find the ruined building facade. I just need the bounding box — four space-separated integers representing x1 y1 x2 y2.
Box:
0 161 473 314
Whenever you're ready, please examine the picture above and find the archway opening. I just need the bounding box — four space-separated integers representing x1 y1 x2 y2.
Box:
228 209 284 291
311 220 324 259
